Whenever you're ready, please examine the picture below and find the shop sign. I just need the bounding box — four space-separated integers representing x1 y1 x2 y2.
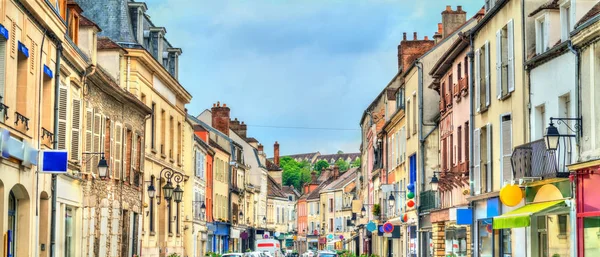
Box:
0 129 39 166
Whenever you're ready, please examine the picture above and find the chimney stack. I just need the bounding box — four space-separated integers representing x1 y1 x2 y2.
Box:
398 31 435 72
258 144 264 153
441 5 467 39
311 171 317 183
403 32 407 41
211 102 230 136
413 32 417 40
230 118 247 139
333 165 340 179
434 23 443 44
274 141 280 166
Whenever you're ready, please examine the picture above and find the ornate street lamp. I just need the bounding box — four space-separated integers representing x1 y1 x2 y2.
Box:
544 117 582 152
201 202 206 213
147 184 156 199
163 181 174 201
430 174 440 191
97 157 109 179
545 121 560 151
360 206 366 217
173 184 184 203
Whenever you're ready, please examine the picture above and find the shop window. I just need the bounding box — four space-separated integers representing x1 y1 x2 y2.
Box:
478 220 494 257
8 192 16 256
65 206 75 257
445 227 467 256
583 217 600 256
558 214 568 236
501 229 512 256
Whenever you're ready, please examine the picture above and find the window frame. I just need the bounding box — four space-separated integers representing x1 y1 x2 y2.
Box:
536 14 549 54
560 0 573 42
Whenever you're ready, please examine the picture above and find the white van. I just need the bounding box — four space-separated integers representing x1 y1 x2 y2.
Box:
255 239 283 257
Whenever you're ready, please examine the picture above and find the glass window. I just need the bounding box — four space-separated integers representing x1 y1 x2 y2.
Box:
584 217 600 256
445 227 467 257
478 220 494 257
8 192 16 256
65 206 75 257
501 229 511 256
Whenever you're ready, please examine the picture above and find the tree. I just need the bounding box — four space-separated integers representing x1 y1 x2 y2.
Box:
337 150 344 154
351 157 361 168
281 157 313 189
335 158 350 172
314 160 330 172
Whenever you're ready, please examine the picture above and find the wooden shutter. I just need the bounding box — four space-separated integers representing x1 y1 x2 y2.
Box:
85 108 93 173
486 124 493 193
57 85 68 150
507 20 515 92
0 40 5 119
110 120 114 177
92 113 102 173
473 128 481 194
195 150 200 177
501 117 512 186
485 41 491 107
115 123 122 179
131 134 137 172
496 29 503 99
70 98 81 161
475 49 481 112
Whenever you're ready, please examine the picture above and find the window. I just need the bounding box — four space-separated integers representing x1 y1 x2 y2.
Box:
70 98 81 161
497 20 515 99
0 36 6 122
536 16 548 54
16 41 29 123
560 1 572 42
583 217 600 256
501 115 512 186
536 105 546 140
475 42 490 112
464 56 469 79
457 126 462 163
474 124 492 194
457 63 462 80
169 116 174 159
65 206 75 257
68 11 80 44
177 121 182 164
161 109 166 155
407 99 411 137
412 94 417 134
450 134 454 167
558 215 568 235
329 198 333 213
396 87 405 110
125 129 133 180
464 122 469 161
151 102 155 149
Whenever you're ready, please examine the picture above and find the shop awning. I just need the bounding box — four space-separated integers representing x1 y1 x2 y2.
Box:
493 200 566 229
387 217 402 225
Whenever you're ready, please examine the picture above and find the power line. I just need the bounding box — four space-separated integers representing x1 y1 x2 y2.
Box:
246 124 360 131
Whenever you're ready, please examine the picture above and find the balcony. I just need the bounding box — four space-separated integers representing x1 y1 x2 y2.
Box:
445 93 452 108
453 83 460 98
15 112 29 131
459 77 469 96
0 101 8 121
41 127 54 148
419 190 437 213
511 139 571 180
439 97 446 113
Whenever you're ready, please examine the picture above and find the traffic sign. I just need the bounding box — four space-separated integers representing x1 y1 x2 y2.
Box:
383 222 394 233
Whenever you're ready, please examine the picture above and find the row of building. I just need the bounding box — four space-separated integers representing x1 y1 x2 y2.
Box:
352 0 600 257
0 0 299 257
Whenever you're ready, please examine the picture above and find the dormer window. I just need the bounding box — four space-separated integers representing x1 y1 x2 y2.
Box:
128 2 148 45
166 48 182 79
67 2 83 44
148 27 166 61
560 0 572 42
536 15 548 54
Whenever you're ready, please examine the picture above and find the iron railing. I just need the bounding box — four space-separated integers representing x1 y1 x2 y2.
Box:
511 139 571 180
419 190 437 213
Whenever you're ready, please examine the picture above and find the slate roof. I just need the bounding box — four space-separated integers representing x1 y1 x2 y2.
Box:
267 175 287 199
80 15 102 31
575 1 600 28
529 0 560 17
281 152 319 161
307 182 330 200
282 186 301 197
322 168 358 192
316 153 360 163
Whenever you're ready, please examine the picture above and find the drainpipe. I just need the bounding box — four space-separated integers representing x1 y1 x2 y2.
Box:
567 40 579 257
35 28 47 257
468 33 476 257
50 42 63 257
126 56 131 91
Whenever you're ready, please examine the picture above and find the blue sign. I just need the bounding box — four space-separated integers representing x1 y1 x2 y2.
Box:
41 150 68 173
378 225 384 233
43 65 53 78
456 208 473 225
366 221 377 232
18 41 29 58
487 198 499 218
0 23 8 40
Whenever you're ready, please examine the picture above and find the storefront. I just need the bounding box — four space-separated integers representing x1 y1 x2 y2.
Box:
472 197 504 257
494 180 574 257
430 207 472 257
569 160 600 257
307 236 319 251
209 222 230 253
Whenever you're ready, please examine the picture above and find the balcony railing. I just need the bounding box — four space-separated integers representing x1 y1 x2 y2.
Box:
0 101 9 121
511 139 571 180
15 112 29 130
41 127 54 147
439 97 446 113
453 83 460 98
419 190 437 213
445 93 452 108
459 77 468 96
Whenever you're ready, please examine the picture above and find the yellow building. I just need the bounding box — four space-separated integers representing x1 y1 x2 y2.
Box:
467 0 527 256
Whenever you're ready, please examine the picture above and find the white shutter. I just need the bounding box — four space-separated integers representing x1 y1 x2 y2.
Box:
131 134 137 171
391 134 395 167
201 153 205 179
115 123 122 179
195 150 201 177
507 19 515 92
485 41 491 107
110 120 114 177
85 108 93 173
496 29 503 99
475 49 481 113
58 85 68 150
486 123 493 193
92 113 102 174
501 117 513 186
473 128 481 194
70 98 81 161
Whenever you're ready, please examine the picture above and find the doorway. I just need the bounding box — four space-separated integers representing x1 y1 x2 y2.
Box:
8 191 16 256
387 239 393 257
537 216 548 257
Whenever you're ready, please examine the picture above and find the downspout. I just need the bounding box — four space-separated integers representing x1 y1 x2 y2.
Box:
126 56 131 91
50 42 63 257
567 40 579 257
468 34 476 257
35 28 47 257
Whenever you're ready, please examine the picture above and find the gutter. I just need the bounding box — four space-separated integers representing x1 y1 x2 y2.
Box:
468 33 476 257
50 42 63 257
567 41 581 153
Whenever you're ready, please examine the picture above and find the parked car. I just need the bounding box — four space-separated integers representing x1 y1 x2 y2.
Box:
255 239 283 257
222 253 244 257
316 251 337 257
244 252 265 257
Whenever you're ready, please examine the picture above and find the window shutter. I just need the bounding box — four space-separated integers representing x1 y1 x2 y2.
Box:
475 49 481 112
131 134 137 172
110 121 114 177
501 118 512 186
391 134 395 167
485 41 491 107
92 113 102 173
507 19 515 92
486 124 493 193
0 40 5 120
201 153 205 179
85 108 93 173
473 128 481 194
58 85 68 150
115 123 122 179
70 98 81 161
496 29 503 99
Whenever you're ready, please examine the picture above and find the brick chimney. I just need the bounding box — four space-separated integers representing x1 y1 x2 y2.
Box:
433 23 443 44
274 141 280 166
333 165 340 179
398 32 435 72
230 118 247 139
211 102 230 136
441 5 467 39
258 144 264 153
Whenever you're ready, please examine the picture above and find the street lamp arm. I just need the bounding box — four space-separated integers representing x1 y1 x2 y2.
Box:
550 117 583 136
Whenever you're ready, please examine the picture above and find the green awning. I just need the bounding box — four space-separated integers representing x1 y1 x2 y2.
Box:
493 200 566 229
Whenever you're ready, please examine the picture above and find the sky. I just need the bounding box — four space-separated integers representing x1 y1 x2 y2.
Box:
143 0 483 156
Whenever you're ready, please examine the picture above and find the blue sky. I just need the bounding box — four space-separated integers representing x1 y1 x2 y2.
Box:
144 0 482 156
